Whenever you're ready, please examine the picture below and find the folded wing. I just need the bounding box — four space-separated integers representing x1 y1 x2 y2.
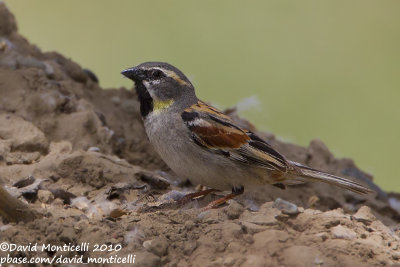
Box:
181 101 289 172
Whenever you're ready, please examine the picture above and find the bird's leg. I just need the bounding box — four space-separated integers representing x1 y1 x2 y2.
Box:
203 186 244 210
177 188 219 205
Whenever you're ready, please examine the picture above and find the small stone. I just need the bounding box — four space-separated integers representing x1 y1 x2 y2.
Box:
139 171 170 190
248 213 278 226
159 190 186 202
243 234 254 244
13 176 35 188
0 40 8 51
353 206 376 225
37 190 54 203
143 238 168 257
308 195 320 208
273 198 299 215
16 56 46 70
224 201 244 220
52 198 64 207
222 222 242 239
88 147 100 152
71 196 90 210
109 208 128 218
392 252 400 260
225 241 242 253
44 62 54 78
324 219 340 229
111 96 121 104
331 225 357 239
50 188 77 205
241 221 268 234
183 241 198 256
184 220 195 231
199 209 224 224
0 225 12 232
315 233 328 241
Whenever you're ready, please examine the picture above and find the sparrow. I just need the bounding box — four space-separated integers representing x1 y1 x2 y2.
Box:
121 62 372 208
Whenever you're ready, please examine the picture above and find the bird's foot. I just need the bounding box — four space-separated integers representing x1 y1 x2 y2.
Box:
202 186 244 211
177 188 218 206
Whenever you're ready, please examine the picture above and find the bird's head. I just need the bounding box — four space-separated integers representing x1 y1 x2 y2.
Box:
122 62 196 117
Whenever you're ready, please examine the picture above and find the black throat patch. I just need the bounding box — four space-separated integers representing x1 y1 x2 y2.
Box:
135 83 153 117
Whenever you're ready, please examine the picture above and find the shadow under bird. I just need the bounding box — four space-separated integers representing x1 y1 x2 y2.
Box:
122 62 373 209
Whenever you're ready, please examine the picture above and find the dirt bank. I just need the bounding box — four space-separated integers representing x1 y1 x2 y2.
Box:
0 3 399 266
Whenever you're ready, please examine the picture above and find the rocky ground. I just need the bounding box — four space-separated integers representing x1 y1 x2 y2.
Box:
0 3 399 266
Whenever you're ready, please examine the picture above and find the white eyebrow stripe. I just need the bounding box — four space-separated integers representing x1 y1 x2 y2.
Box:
143 67 190 86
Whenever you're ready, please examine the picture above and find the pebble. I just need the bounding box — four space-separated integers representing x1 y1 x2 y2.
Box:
392 251 400 260
0 38 12 50
353 206 376 225
71 196 90 210
224 201 244 220
183 241 198 256
143 238 169 257
248 213 278 226
199 209 223 224
331 225 357 239
222 222 243 238
50 188 77 205
240 221 268 234
273 198 300 215
160 190 186 202
243 234 254 244
0 225 12 231
139 171 170 190
16 56 46 70
88 147 100 152
109 208 128 218
52 198 64 207
13 175 35 188
111 96 121 105
43 62 54 78
184 220 195 231
37 189 54 203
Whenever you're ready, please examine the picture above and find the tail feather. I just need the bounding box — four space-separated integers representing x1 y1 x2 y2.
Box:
289 161 373 195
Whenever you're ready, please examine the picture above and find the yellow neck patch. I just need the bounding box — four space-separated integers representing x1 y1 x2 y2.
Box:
153 99 174 111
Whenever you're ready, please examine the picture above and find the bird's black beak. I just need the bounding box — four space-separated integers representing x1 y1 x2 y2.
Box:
121 67 145 81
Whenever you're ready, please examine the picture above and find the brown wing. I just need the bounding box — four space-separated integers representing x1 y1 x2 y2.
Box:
181 101 289 172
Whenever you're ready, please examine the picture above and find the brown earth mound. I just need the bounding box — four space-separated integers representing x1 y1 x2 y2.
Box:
0 3 399 266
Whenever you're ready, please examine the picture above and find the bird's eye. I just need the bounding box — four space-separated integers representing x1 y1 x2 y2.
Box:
150 69 163 79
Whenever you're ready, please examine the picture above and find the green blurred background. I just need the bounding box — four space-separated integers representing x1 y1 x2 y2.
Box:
4 1 399 192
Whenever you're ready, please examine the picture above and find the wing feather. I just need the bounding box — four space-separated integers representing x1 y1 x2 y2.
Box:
181 101 289 172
